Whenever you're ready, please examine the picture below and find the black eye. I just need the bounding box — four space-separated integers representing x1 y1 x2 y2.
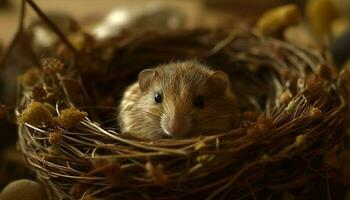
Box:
193 96 204 108
154 93 163 103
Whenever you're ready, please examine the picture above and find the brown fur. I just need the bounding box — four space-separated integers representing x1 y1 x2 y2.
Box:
118 61 236 139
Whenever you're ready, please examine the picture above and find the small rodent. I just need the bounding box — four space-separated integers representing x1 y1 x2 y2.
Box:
118 61 236 139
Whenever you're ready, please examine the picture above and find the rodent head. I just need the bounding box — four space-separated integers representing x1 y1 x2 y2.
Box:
137 61 236 138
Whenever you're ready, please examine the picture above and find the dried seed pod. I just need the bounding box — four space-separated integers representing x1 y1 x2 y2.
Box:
308 107 322 117
56 107 87 129
256 4 300 37
42 58 64 75
32 85 46 102
48 131 62 145
279 91 292 104
19 101 55 126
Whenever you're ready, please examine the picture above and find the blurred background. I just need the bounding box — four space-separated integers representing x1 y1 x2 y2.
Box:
1 0 350 194
0 0 305 45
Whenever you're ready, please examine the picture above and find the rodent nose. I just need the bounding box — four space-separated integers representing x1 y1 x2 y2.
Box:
168 119 185 137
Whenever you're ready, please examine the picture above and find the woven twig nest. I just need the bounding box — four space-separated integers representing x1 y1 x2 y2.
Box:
16 28 349 199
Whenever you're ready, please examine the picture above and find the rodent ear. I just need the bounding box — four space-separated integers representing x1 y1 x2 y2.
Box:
207 71 229 94
138 69 155 91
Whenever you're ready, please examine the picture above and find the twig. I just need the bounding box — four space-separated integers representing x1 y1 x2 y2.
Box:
25 0 79 55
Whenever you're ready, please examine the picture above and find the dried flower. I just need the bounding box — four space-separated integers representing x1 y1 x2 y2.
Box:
279 91 292 104
48 131 63 145
19 101 55 126
56 107 87 129
32 85 46 102
308 107 322 117
42 58 64 75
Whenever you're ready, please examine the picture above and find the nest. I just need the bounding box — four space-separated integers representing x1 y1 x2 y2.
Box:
15 27 350 200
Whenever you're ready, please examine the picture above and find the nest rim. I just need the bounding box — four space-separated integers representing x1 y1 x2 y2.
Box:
15 28 349 200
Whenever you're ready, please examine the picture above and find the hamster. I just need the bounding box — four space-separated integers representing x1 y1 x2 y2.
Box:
117 61 236 139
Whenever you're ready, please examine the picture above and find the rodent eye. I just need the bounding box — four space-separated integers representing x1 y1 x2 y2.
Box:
193 95 204 108
154 93 163 103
